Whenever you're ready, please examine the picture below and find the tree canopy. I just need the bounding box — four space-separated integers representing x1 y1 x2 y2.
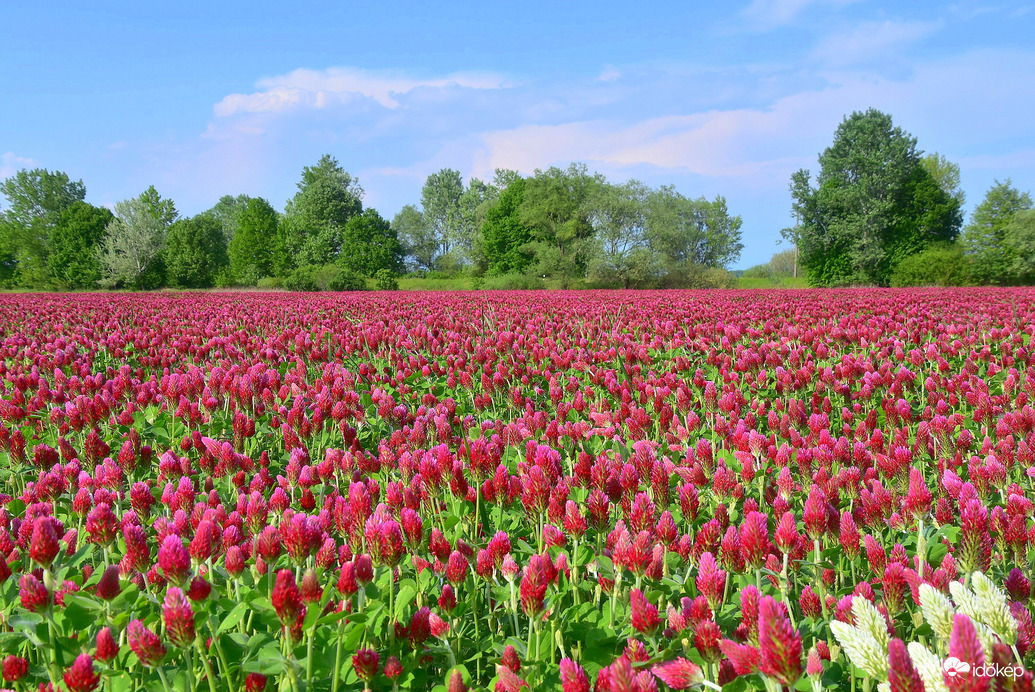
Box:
791 109 961 286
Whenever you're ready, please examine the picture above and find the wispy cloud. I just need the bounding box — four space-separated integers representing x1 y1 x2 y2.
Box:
0 152 38 180
812 19 942 66
214 66 510 117
741 0 860 27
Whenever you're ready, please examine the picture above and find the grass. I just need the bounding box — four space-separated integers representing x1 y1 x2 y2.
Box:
736 273 807 287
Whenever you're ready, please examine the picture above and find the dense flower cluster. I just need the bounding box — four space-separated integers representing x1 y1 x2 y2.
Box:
0 289 1034 690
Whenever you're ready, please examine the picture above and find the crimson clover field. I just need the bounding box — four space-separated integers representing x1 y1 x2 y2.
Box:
1 289 1034 692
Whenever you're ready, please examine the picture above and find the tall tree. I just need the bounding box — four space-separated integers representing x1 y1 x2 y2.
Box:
165 215 228 288
921 153 965 207
97 186 176 289
202 194 251 245
481 177 533 275
338 209 404 277
47 201 113 289
0 168 86 287
586 180 659 288
519 163 601 285
420 168 466 269
1005 210 1035 285
283 155 363 268
643 186 743 269
229 197 281 284
790 109 961 286
393 205 436 272
962 179 1032 285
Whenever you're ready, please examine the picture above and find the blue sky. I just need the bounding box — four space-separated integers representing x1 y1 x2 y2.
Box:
2 0 1034 268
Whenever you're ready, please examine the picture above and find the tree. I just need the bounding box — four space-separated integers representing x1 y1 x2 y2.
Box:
229 197 281 284
47 202 113 289
202 194 251 245
519 163 601 285
165 215 228 288
790 109 961 286
586 180 660 288
643 187 743 270
481 178 533 275
1006 210 1035 285
338 208 403 277
393 205 436 272
283 155 363 268
98 186 176 289
421 168 466 268
0 168 86 287
921 153 965 207
962 180 1032 285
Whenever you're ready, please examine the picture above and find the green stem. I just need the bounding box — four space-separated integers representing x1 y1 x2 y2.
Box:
156 666 174 692
331 615 346 692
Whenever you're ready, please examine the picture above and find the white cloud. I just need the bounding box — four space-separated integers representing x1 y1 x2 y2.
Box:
0 152 37 179
598 66 621 82
213 66 509 117
472 47 1035 194
812 20 942 66
741 0 859 26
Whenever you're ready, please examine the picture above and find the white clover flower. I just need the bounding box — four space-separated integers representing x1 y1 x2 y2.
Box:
970 571 1018 646
831 620 889 680
949 580 982 622
919 583 956 644
907 643 949 692
852 596 890 650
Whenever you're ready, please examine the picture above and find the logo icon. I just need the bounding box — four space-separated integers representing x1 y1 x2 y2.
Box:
943 657 971 677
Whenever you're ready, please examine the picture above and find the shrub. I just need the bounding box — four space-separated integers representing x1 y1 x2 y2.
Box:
890 244 971 287
283 266 319 292
481 272 545 290
329 269 367 291
374 269 399 291
657 264 738 289
256 276 283 289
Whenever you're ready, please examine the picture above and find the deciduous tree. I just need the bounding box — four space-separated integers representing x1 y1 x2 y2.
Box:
0 167 86 287
165 215 228 288
962 179 1032 285
790 109 961 286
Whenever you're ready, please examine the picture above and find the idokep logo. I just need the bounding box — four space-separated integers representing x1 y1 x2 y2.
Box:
942 657 971 677
942 657 1024 679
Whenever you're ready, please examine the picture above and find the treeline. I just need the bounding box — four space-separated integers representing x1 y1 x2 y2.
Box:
0 157 744 291
777 108 1035 287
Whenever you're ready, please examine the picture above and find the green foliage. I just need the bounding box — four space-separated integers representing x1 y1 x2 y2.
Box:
284 264 369 291
393 205 437 273
921 153 965 206
373 268 399 291
519 163 601 285
202 194 251 245
47 201 113 289
256 276 284 289
165 215 229 288
97 186 176 289
791 109 962 286
962 179 1032 285
890 243 972 287
481 178 533 275
586 180 660 289
282 265 319 292
282 155 363 268
1005 209 1035 285
481 272 545 290
655 264 738 289
329 268 367 291
229 198 281 286
338 208 403 277
0 167 86 287
642 186 743 269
